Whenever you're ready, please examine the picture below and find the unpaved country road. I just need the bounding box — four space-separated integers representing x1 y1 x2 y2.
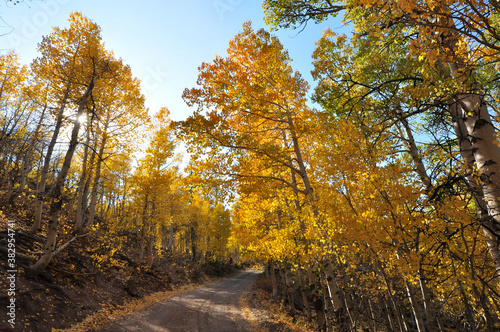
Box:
104 269 261 331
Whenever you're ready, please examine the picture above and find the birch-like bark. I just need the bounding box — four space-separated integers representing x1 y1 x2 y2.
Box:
450 102 500 279
404 277 426 332
85 122 109 229
270 260 278 299
285 110 315 206
298 265 313 320
167 224 175 252
14 104 48 197
0 102 29 157
397 112 447 331
1 141 16 187
368 298 377 332
31 90 69 233
396 109 434 194
398 104 500 329
324 262 345 313
283 263 296 316
437 12 500 280
31 82 93 272
418 269 444 332
373 251 408 332
74 126 91 233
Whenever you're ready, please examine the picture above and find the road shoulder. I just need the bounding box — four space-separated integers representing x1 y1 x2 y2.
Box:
240 272 313 332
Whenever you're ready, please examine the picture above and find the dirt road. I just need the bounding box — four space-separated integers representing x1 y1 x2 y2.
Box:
104 269 260 331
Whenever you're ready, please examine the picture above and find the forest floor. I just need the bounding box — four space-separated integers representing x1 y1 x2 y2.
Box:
241 273 313 332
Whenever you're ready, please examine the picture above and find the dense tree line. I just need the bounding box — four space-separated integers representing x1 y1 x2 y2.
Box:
0 13 234 279
176 1 500 330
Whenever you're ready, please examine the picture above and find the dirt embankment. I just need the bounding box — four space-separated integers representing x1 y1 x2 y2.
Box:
0 214 243 332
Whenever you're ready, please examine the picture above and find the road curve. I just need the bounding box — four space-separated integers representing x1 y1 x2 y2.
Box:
104 269 260 332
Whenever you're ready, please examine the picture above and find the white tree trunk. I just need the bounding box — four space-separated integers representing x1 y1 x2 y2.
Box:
85 126 108 229
31 83 93 272
31 91 69 233
14 105 48 197
450 102 500 279
74 127 91 233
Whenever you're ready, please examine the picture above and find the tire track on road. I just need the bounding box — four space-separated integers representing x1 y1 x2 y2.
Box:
104 269 260 332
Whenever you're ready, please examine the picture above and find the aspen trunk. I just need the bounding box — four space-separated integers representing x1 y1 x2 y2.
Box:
397 109 433 194
322 281 334 332
441 14 500 280
270 260 278 299
31 83 93 272
140 193 149 263
404 277 426 332
400 103 498 329
74 126 91 232
418 269 442 332
148 199 157 267
450 87 500 221
85 124 109 229
324 262 348 330
31 91 69 233
324 263 344 312
167 224 174 252
298 266 313 320
471 284 497 332
147 234 154 268
14 104 48 197
450 102 500 279
343 289 356 329
190 226 197 261
379 262 408 332
1 142 15 187
79 145 97 225
368 298 377 332
283 264 295 316
382 296 396 332
285 111 316 206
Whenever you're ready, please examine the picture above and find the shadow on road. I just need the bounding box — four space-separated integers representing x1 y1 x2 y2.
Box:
104 269 261 332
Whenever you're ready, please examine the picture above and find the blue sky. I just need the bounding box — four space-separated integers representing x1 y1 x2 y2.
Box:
1 0 348 121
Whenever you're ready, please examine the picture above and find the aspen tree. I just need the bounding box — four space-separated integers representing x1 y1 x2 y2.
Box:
30 12 102 233
30 13 122 273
